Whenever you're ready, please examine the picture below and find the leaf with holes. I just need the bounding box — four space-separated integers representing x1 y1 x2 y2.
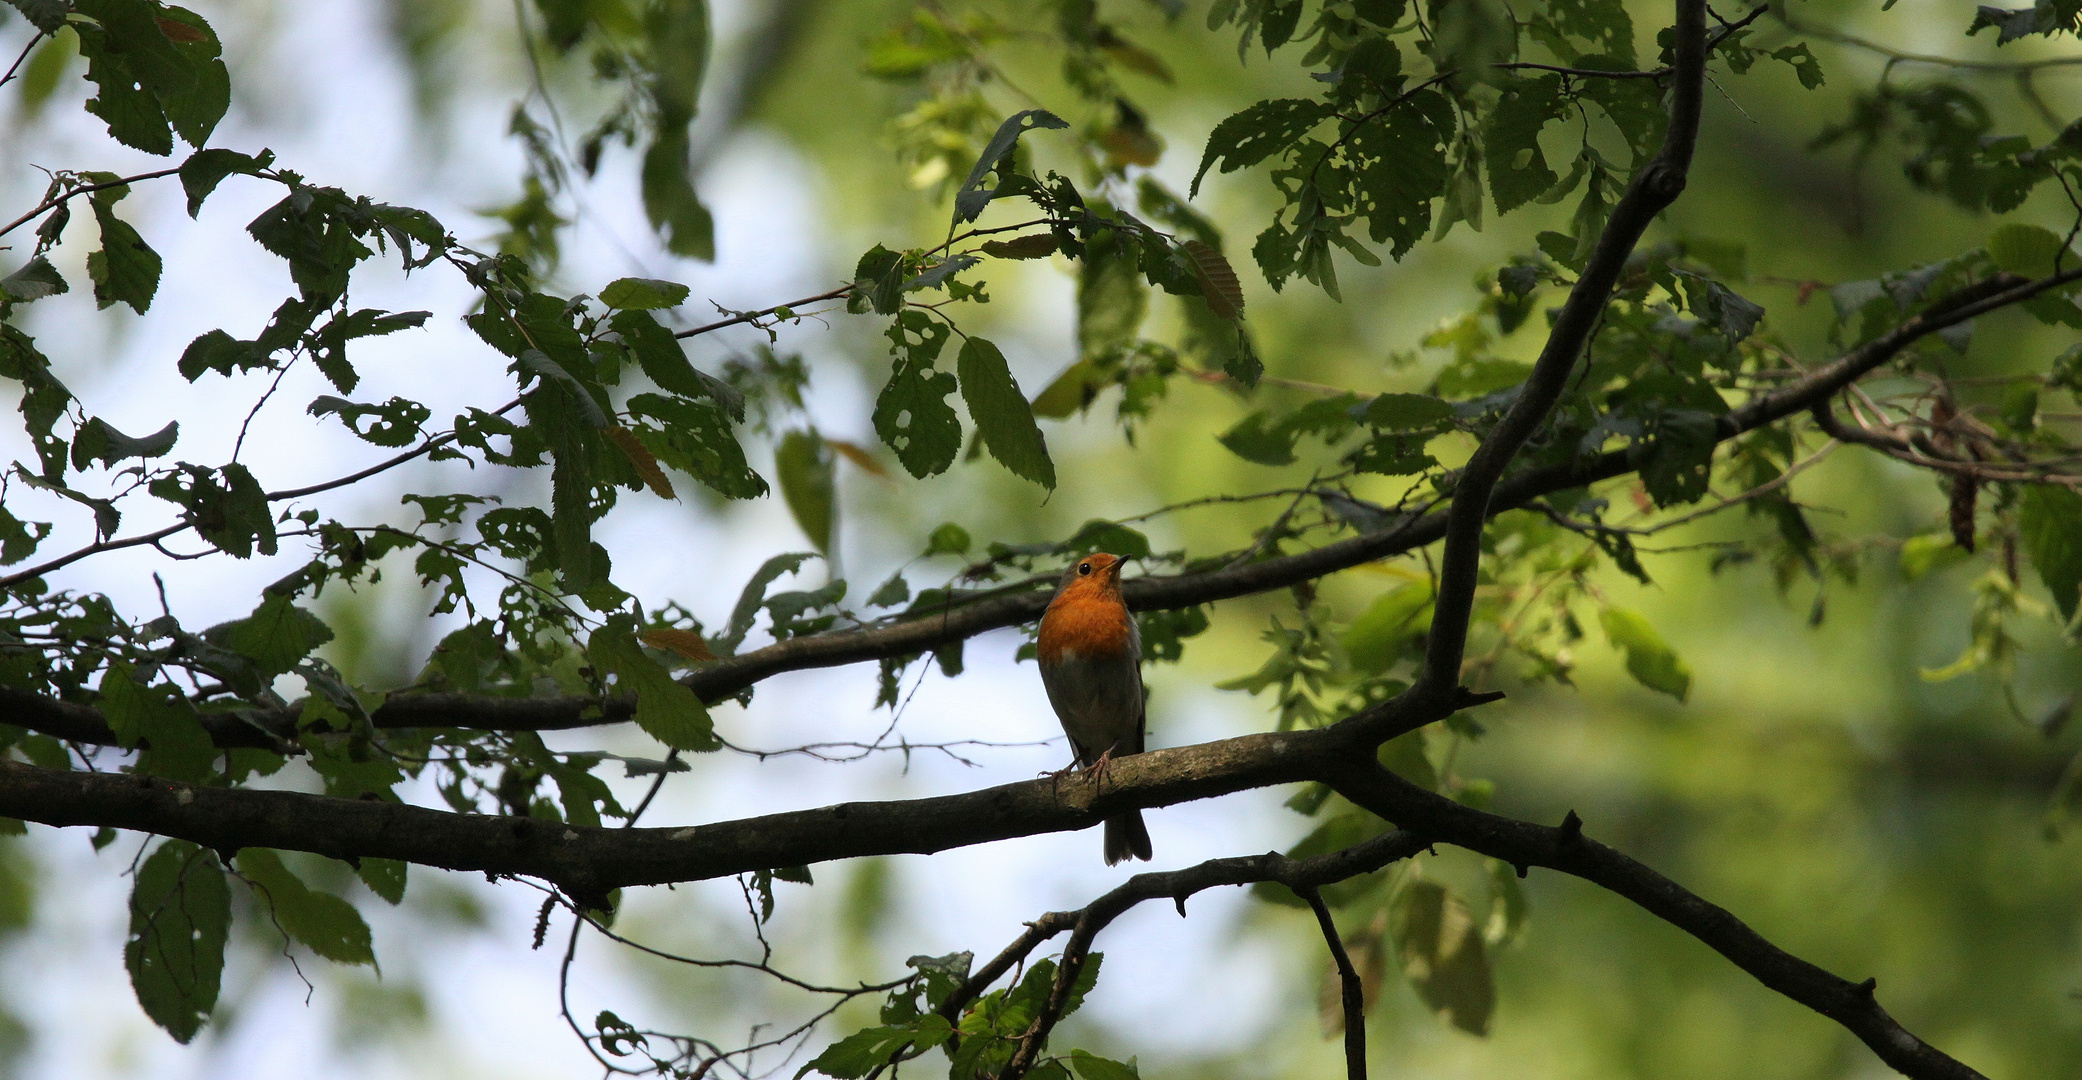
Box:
1192 98 1332 197
873 313 961 478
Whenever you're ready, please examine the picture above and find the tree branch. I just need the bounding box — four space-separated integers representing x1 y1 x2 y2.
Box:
1320 760 1990 1080
0 695 1992 1078
1303 886 1368 1080
1418 0 1709 699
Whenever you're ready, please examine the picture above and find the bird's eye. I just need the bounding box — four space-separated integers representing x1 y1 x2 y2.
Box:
1078 562 1093 576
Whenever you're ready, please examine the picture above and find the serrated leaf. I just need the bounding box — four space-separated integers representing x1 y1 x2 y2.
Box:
599 277 690 310
87 195 162 314
223 592 335 678
776 429 836 554
588 617 717 751
1180 239 1244 320
2021 485 2082 625
126 841 229 1044
1599 607 1691 701
97 663 216 781
956 337 1054 488
1192 98 1331 197
235 848 375 966
1 256 67 302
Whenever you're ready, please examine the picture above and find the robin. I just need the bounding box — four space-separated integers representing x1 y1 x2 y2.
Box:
1036 551 1153 864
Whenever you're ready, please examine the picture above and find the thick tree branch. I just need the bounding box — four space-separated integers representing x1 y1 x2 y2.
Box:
1320 760 1990 1080
1418 0 1709 698
0 690 1991 1078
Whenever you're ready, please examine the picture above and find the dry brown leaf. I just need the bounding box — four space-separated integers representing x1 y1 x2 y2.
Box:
981 234 1059 260
1181 239 1245 321
825 438 890 478
606 425 676 500
155 16 209 43
639 628 716 663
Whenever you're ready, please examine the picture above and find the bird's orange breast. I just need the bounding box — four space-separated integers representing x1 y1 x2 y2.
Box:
1038 589 1134 666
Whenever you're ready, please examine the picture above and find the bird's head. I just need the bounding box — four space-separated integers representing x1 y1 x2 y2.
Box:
1058 551 1128 594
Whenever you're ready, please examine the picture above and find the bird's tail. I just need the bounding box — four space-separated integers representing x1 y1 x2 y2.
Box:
1104 811 1153 865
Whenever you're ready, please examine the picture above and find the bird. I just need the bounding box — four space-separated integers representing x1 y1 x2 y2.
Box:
1036 551 1153 864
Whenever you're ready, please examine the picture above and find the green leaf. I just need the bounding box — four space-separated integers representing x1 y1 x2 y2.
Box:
357 859 408 905
719 552 817 652
69 416 176 471
1078 227 1148 359
953 108 1068 223
925 521 971 556
98 663 217 781
1345 580 1434 674
178 147 268 217
1192 99 1330 196
233 848 374 966
1599 607 1691 701
87 190 162 314
222 592 335 678
5 0 68 32
956 337 1055 488
1365 392 1456 430
873 312 962 478
611 309 707 398
1 256 68 302
775 430 836 554
1486 75 1566 215
2020 485 2082 625
1216 411 1295 465
599 277 690 310
126 840 230 1043
1988 222 2068 278
1069 1050 1142 1080
1388 880 1494 1036
626 393 766 499
1060 519 1151 558
796 1024 916 1079
641 131 715 260
1770 42 1825 89
588 617 717 751
1900 532 1973 581
74 0 230 154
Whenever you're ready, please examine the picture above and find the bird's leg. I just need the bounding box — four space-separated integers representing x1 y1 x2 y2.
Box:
1084 746 1118 790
